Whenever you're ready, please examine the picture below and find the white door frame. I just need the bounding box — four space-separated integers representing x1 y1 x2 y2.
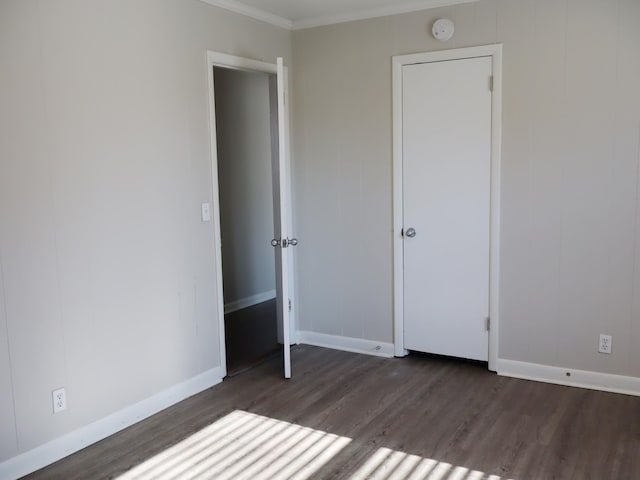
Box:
392 45 502 371
206 50 296 377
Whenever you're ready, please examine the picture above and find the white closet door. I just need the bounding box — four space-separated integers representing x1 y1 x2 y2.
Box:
402 56 492 361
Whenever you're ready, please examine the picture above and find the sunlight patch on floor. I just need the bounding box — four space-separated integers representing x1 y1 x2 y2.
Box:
116 410 351 480
349 447 512 480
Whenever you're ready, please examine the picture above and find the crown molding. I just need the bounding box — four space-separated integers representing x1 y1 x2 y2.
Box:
291 0 479 30
199 0 293 30
199 0 479 32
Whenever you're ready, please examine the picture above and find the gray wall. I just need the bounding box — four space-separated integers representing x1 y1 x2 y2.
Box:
0 0 290 464
214 68 276 306
292 0 640 376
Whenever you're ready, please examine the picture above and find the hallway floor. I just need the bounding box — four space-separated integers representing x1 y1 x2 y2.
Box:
224 298 279 376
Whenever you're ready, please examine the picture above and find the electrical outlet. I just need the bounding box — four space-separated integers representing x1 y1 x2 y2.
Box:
598 334 612 355
52 388 66 414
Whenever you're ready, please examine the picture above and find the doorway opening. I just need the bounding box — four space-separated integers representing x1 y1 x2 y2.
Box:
213 66 280 376
207 51 294 379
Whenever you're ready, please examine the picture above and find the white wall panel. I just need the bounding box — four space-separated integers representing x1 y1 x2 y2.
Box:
0 264 17 461
215 68 276 306
0 0 291 466
0 0 68 452
292 0 640 378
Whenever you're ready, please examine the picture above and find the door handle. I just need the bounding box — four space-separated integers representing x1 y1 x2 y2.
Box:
405 228 417 238
272 238 298 248
282 238 298 248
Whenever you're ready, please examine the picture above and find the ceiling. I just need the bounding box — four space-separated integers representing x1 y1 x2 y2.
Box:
201 0 478 30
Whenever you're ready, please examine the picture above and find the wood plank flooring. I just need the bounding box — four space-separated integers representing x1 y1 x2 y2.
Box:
23 345 640 479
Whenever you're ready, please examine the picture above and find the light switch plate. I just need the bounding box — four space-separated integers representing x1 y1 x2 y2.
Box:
201 203 211 222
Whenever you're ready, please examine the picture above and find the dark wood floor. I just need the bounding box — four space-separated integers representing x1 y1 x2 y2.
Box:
24 345 640 479
224 298 279 376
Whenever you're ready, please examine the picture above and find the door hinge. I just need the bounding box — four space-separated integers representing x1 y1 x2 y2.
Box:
288 299 292 312
489 76 494 92
485 316 491 331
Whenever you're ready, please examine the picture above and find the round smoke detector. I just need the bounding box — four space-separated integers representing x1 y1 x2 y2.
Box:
432 18 455 42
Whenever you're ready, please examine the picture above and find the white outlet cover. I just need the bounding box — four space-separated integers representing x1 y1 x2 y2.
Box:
52 387 67 413
598 334 612 354
432 18 455 42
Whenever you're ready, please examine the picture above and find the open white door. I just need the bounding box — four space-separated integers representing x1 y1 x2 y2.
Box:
276 56 292 379
207 51 297 380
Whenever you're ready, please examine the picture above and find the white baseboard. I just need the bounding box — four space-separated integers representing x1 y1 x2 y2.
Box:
298 331 394 358
224 290 276 314
0 367 224 480
497 359 640 397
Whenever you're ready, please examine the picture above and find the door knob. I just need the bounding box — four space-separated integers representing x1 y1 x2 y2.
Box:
282 238 298 248
272 238 298 248
405 228 417 238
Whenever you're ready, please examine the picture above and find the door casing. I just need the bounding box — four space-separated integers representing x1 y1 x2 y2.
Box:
206 51 296 378
392 45 503 371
